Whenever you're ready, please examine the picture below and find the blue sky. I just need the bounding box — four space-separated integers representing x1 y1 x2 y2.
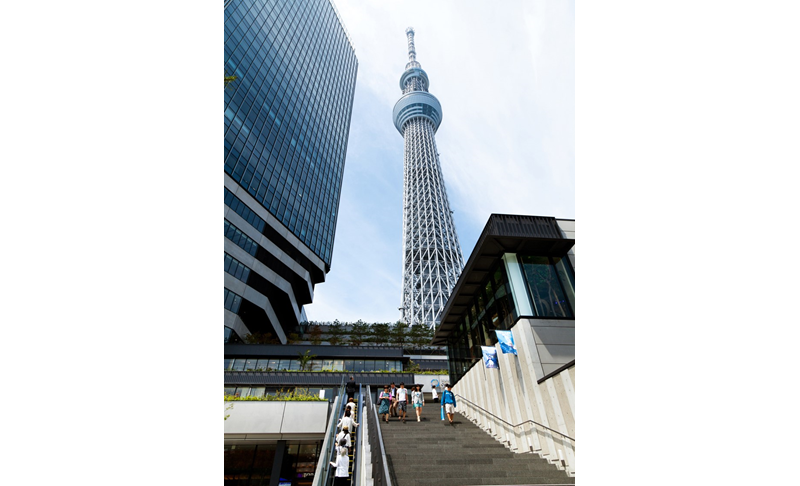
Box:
305 0 575 324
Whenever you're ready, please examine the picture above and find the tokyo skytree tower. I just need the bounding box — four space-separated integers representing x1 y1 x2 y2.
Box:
393 27 464 329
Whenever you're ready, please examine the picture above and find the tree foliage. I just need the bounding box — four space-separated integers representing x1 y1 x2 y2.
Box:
327 320 343 346
224 74 238 89
390 321 409 347
297 349 316 371
242 332 280 345
307 325 323 345
348 320 369 347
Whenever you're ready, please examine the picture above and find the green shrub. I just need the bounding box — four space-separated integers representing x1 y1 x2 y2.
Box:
224 389 325 402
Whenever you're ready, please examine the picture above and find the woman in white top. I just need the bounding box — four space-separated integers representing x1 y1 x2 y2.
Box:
431 386 439 403
337 408 359 431
332 438 350 485
411 385 425 422
336 426 351 450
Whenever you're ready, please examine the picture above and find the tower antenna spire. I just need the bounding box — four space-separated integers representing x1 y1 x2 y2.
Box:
406 27 417 63
405 27 421 70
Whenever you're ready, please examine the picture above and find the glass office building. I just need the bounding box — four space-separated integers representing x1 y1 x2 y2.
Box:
224 0 358 343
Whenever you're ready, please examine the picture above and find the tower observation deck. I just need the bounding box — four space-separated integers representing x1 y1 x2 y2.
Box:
393 27 464 329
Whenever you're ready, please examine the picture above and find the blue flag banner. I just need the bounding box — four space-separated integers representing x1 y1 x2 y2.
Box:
496 330 518 355
481 346 499 369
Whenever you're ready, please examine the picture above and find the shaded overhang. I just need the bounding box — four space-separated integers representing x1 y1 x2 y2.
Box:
432 214 574 346
224 344 407 359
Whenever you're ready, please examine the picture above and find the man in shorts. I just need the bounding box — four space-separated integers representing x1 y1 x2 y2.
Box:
395 382 408 423
441 384 457 426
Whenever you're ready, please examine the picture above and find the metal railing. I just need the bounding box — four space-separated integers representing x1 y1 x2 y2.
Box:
351 385 363 485
454 393 575 442
313 377 346 486
365 386 392 486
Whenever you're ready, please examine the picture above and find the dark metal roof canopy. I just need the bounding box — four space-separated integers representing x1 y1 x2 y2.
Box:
224 344 407 359
432 214 574 345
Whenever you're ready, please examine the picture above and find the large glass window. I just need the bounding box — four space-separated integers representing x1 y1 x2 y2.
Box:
224 444 256 484
553 255 576 313
232 359 246 371
248 443 276 486
224 288 243 313
520 255 574 318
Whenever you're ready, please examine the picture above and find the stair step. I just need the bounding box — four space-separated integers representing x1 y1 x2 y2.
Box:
394 467 570 479
402 476 575 486
374 412 572 486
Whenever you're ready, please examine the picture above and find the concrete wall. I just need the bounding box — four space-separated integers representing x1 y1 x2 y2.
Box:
452 340 575 476
520 318 575 379
224 400 330 440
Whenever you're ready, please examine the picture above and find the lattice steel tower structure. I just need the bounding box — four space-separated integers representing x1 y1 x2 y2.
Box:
393 27 464 329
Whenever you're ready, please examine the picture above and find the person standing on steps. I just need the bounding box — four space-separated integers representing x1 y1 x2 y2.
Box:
411 385 424 422
336 425 351 452
338 408 359 431
378 385 392 423
441 384 457 426
345 397 356 415
346 376 357 402
431 384 439 403
396 382 408 423
388 382 398 417
332 437 350 485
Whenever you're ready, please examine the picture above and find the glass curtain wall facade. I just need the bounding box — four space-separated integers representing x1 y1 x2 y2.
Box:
225 0 356 264
446 253 576 383
225 441 321 486
225 357 404 373
224 0 358 340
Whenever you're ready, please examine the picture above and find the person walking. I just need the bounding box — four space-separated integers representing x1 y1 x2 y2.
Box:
441 384 457 426
345 397 356 415
411 385 424 422
346 376 357 402
332 438 350 485
336 425 351 450
431 385 439 403
338 408 359 431
388 382 398 417
377 385 392 423
396 382 408 423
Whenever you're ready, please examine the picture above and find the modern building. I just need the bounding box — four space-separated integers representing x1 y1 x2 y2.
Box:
432 214 575 382
393 28 465 329
432 213 576 475
223 342 438 485
224 0 358 344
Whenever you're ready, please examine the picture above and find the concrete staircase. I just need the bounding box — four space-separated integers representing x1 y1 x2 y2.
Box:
378 409 574 486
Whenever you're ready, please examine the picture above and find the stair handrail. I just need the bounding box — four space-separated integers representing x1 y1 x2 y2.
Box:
351 384 363 485
315 377 347 486
366 385 393 486
453 393 575 442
